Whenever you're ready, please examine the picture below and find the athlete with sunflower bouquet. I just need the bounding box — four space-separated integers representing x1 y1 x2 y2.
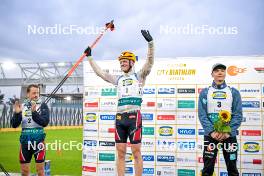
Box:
198 63 242 176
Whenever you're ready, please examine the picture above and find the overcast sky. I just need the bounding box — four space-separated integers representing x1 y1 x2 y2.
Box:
0 0 263 63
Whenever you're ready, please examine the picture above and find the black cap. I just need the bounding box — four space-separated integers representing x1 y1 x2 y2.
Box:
212 63 226 72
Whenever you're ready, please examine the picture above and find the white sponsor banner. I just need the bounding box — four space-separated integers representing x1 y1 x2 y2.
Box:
83 57 264 174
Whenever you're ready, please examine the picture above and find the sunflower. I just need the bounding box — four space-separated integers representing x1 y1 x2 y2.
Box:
219 110 231 123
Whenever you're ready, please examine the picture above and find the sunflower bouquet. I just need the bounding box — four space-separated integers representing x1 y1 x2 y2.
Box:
213 110 231 133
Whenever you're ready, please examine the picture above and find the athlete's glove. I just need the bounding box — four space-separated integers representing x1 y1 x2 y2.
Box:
84 46 92 57
141 30 153 42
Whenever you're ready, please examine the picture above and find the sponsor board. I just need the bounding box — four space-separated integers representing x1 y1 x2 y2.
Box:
243 142 260 153
84 113 97 123
101 88 117 96
157 98 176 110
242 101 260 109
157 87 175 95
143 87 156 95
177 112 196 124
157 126 174 137
177 128 196 135
142 126 155 136
98 153 115 161
82 150 97 163
156 155 175 162
156 166 175 175
98 165 115 175
178 169 195 176
100 99 117 110
177 100 195 109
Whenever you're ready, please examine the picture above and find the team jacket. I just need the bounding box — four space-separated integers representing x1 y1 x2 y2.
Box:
88 41 154 113
10 99 50 144
198 81 242 136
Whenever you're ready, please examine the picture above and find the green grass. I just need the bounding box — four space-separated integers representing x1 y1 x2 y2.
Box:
0 128 83 175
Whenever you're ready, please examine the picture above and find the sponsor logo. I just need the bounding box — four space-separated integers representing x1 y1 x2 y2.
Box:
99 141 115 147
157 140 175 147
122 78 133 86
125 153 133 163
128 114 136 119
198 156 217 163
157 99 175 109
242 173 261 176
116 114 121 120
157 155 175 162
198 88 203 94
227 66 247 76
157 115 175 120
142 155 155 161
143 88 156 94
141 113 154 120
243 112 261 122
99 167 115 174
177 141 196 150
100 128 115 134
241 130 261 136
198 157 204 163
177 100 195 108
177 88 195 94
82 153 97 161
142 141 155 148
108 128 115 133
82 166 96 172
84 90 100 97
142 127 155 135
143 168 154 174
84 113 97 122
240 89 260 93
242 159 262 164
84 102 98 108
220 172 228 176
178 169 195 176
212 91 227 99
83 127 97 133
176 157 196 163
83 140 97 146
158 87 175 94
243 142 260 153
100 101 116 108
146 102 155 107
156 166 175 175
101 88 117 96
99 153 115 161
158 126 173 136
254 67 264 73
242 101 260 108
177 128 195 135
177 114 195 120
125 167 133 174
198 129 204 135
100 114 115 120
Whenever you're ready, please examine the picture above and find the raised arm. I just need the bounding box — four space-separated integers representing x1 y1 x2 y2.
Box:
84 47 118 85
138 30 154 85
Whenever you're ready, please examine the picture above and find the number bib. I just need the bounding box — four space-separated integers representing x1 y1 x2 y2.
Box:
117 74 143 112
21 100 42 128
207 86 232 123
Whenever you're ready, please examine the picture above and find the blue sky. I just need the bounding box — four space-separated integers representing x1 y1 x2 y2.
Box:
0 0 263 63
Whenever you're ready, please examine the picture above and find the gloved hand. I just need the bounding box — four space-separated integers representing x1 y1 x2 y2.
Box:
84 46 92 57
141 30 153 42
